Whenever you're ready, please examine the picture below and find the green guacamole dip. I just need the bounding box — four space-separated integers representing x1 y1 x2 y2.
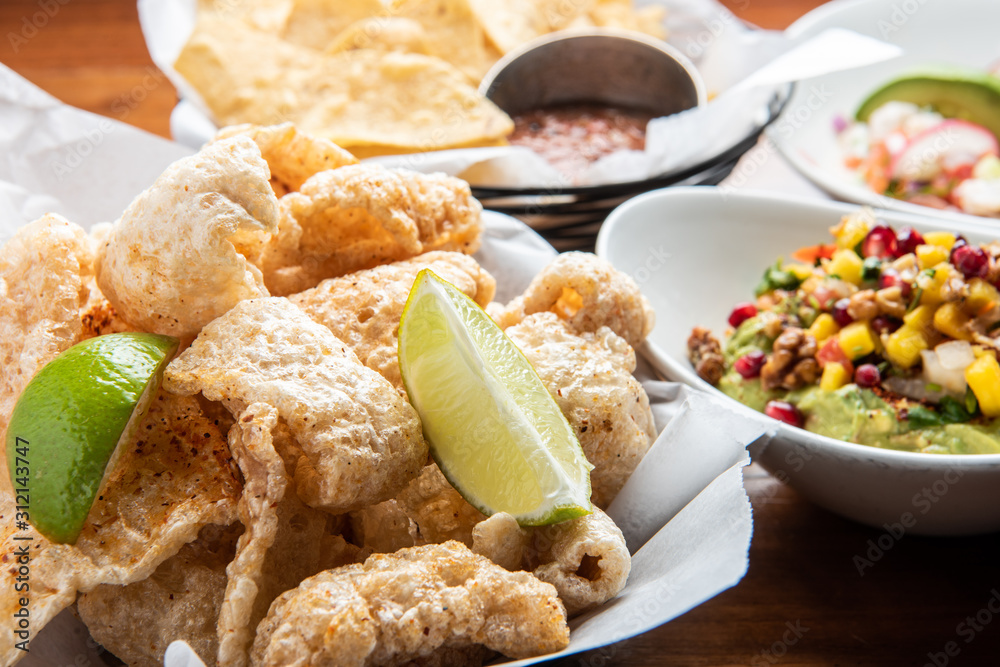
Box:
718 316 1000 455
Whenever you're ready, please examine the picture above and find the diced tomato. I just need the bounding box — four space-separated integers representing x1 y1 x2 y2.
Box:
792 243 837 265
946 163 974 181
816 337 854 377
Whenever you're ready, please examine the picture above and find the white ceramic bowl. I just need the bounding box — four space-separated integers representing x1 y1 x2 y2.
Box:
596 186 1000 536
770 0 1000 225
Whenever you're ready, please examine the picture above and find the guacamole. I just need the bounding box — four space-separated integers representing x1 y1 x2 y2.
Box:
714 315 1000 455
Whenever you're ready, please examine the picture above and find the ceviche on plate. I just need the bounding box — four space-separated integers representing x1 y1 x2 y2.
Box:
837 67 1000 217
689 208 1000 455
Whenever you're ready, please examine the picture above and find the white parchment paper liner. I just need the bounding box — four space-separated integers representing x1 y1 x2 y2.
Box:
137 0 900 189
1 65 768 667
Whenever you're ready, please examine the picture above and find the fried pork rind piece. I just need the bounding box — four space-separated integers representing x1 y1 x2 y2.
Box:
397 463 487 547
250 541 570 666
0 392 241 665
213 123 358 196
77 523 242 667
291 251 496 391
506 312 656 507
471 512 530 572
0 215 95 485
163 297 427 514
96 136 280 338
260 164 484 295
490 252 655 349
527 507 631 617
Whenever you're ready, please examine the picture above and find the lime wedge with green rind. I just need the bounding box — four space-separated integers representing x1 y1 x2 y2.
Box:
6 333 179 544
398 269 592 526
856 67 1000 141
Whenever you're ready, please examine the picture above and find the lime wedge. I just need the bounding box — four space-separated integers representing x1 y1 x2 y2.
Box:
856 67 1000 140
398 269 592 526
6 333 179 544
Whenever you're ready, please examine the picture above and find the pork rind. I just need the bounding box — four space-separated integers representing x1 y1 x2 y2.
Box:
0 392 241 664
259 164 484 295
77 523 242 667
163 297 427 514
212 123 357 196
96 136 280 338
471 512 529 572
291 251 496 391
490 251 655 348
396 463 487 547
506 312 656 507
527 507 631 617
0 215 95 486
250 541 570 666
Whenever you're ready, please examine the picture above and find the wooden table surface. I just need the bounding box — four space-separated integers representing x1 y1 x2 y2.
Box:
4 1 1000 665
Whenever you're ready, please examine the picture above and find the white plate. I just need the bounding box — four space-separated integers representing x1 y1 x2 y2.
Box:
770 0 1000 225
597 186 1000 536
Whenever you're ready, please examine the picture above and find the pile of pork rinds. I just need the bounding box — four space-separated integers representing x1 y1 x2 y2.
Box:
0 123 658 667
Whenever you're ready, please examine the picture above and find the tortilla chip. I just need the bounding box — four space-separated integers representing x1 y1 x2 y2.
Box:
164 297 427 514
212 123 357 197
0 391 241 664
261 165 484 295
282 0 387 50
291 251 495 391
325 17 432 57
96 136 280 339
77 523 242 667
198 0 294 33
392 0 496 83
175 18 512 154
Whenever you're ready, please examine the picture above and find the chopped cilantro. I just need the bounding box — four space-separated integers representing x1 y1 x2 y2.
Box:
755 259 802 297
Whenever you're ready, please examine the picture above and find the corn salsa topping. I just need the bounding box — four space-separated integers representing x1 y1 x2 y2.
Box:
688 209 1000 454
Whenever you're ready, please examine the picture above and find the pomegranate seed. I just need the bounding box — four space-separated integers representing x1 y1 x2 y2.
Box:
878 268 912 298
734 351 767 379
870 315 901 335
854 364 881 388
728 302 758 328
894 227 924 256
861 225 898 259
951 244 989 279
832 298 853 327
765 400 804 428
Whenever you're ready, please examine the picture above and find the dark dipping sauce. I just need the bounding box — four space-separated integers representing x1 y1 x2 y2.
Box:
508 104 655 185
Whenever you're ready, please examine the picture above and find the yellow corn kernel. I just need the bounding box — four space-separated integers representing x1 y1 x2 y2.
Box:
903 304 935 331
885 324 928 369
966 278 1000 315
933 302 972 341
966 354 1000 417
820 362 851 391
785 262 815 281
838 321 876 360
832 212 871 249
825 248 864 285
808 313 840 344
922 231 957 249
918 263 955 305
916 244 950 270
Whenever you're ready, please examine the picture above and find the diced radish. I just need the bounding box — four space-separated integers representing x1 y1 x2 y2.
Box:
935 340 976 370
890 120 999 182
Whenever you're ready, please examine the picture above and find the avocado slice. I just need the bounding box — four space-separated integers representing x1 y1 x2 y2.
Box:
855 67 1000 141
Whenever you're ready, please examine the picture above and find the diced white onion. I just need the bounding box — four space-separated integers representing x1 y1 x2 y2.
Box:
935 340 976 370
